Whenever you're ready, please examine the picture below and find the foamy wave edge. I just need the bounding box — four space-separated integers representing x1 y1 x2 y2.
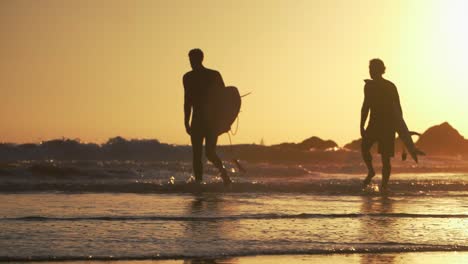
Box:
3 213 468 222
2 244 468 261
1 181 468 196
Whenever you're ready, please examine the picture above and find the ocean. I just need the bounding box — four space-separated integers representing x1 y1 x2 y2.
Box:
0 161 467 262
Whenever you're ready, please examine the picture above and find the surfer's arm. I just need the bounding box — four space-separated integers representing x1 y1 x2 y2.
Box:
215 71 226 88
183 75 192 134
360 86 370 137
393 86 403 118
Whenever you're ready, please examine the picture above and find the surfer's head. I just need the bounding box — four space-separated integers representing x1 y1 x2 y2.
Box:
189 49 204 69
369 58 386 79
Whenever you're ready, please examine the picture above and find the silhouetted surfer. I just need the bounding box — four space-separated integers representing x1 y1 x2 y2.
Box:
360 59 401 192
183 49 232 185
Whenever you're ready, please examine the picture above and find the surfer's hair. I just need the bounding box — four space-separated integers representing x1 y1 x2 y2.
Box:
369 58 386 74
189 49 204 63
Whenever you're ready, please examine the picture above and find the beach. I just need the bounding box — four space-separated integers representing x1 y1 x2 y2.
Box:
48 253 468 263
1 172 467 262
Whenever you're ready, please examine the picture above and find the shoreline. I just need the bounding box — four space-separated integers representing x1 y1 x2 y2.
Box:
4 252 468 263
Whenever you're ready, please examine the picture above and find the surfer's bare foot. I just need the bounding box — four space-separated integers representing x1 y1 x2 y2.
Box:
362 170 375 188
186 175 202 185
220 170 232 186
233 159 247 173
187 179 202 186
223 178 232 187
380 185 389 196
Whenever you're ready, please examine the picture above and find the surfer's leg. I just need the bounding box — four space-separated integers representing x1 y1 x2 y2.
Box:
379 131 394 191
190 134 204 183
361 136 376 187
205 134 231 184
381 155 391 191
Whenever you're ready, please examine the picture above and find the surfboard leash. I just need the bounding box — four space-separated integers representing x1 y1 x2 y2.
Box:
226 132 247 174
231 91 251 136
225 91 252 174
227 114 246 173
230 114 240 136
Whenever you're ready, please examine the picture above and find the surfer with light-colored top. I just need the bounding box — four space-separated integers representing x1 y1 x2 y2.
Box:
183 48 232 185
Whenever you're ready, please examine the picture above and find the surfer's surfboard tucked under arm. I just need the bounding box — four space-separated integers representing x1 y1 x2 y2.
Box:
214 86 241 136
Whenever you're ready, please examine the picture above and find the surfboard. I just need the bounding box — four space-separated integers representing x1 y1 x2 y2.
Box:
394 107 425 163
215 86 241 136
401 131 421 161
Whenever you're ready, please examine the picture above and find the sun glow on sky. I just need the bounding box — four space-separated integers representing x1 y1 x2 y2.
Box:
0 0 467 145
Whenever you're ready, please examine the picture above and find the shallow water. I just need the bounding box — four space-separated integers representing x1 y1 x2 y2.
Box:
36 253 468 264
1 162 467 260
2 161 468 195
1 189 468 261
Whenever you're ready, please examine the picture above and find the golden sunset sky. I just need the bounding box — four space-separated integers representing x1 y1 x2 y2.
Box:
1 0 467 146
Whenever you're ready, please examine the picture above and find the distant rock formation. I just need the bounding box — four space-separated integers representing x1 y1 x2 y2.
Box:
343 138 361 151
273 136 338 151
416 122 468 156
0 137 191 162
300 136 339 151
1 123 466 162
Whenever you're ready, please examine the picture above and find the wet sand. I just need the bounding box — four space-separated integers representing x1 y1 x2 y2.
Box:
33 252 468 264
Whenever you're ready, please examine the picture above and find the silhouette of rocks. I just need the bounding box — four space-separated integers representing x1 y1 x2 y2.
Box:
0 122 466 162
273 136 338 151
416 122 468 156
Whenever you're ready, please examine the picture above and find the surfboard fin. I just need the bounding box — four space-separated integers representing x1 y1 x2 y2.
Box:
233 159 247 173
408 148 426 163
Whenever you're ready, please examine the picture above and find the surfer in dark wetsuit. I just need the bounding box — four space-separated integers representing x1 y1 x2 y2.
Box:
360 59 401 192
183 49 232 185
